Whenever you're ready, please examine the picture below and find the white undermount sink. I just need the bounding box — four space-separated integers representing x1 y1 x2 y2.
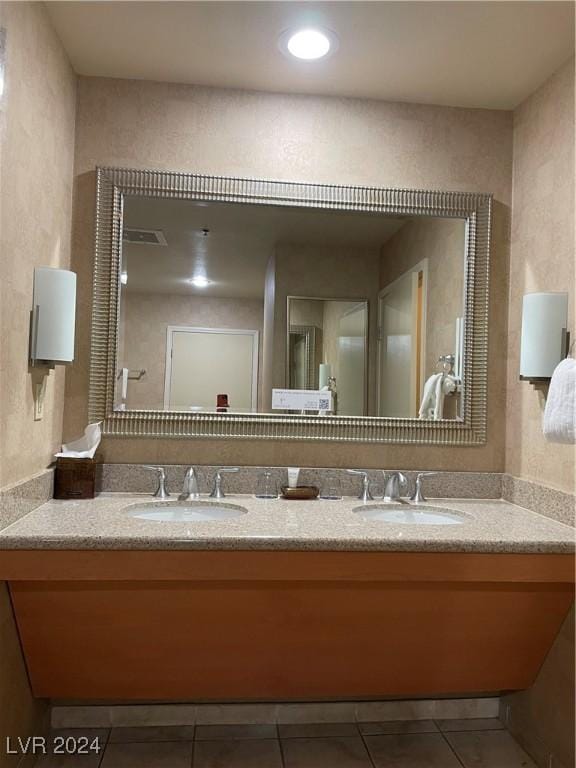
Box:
126 501 247 522
354 503 468 526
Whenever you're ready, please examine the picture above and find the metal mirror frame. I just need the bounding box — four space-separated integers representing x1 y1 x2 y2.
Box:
89 167 491 444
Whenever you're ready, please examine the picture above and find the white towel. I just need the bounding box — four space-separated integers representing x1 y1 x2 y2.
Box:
543 357 576 444
116 367 129 404
419 373 457 420
120 367 129 400
419 373 442 419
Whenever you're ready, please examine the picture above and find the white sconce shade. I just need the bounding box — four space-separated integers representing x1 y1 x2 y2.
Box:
31 267 77 365
520 292 568 380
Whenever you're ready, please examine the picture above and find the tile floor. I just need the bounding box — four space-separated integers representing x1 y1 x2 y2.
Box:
34 719 538 768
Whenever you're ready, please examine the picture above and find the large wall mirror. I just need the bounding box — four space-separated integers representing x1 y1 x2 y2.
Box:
90 169 491 444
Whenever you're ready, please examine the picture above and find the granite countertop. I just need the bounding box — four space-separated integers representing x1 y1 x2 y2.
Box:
0 494 574 554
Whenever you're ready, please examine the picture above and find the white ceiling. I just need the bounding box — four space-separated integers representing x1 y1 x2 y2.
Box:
47 1 574 109
122 197 406 297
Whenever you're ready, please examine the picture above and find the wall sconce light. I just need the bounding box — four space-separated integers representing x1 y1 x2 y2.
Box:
520 292 569 384
30 267 77 367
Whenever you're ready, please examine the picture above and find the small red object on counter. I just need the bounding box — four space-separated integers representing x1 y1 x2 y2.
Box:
217 393 229 412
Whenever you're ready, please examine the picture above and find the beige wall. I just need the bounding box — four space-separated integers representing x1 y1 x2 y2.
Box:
67 75 512 469
120 292 264 409
0 2 76 762
505 58 575 495
503 58 575 768
0 1 76 488
289 298 325 329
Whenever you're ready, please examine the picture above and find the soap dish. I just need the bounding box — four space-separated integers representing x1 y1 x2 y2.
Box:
280 485 319 500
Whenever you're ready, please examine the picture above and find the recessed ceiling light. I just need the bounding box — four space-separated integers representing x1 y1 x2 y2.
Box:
188 275 211 288
279 27 338 61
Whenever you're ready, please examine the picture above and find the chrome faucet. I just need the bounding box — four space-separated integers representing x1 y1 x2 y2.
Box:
346 470 374 502
209 467 239 499
142 466 171 500
410 472 438 504
383 471 408 503
179 466 200 501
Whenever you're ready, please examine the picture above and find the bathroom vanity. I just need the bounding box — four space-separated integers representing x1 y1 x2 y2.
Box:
1 494 573 701
4 169 570 704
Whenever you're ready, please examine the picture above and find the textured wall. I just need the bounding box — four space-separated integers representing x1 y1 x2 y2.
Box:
0 2 76 489
68 75 512 469
289 298 325 329
503 59 575 768
0 2 76 761
505 58 575 494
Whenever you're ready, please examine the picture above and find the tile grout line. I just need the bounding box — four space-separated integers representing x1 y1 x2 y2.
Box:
96 727 111 768
358 729 380 768
190 724 196 768
435 722 468 768
190 736 195 768
277 731 287 768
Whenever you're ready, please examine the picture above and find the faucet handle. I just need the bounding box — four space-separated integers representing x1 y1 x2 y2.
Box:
396 471 408 487
210 467 239 499
410 472 438 504
142 466 171 500
346 470 373 502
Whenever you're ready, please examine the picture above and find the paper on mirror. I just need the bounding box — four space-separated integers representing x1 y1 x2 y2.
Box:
55 422 102 459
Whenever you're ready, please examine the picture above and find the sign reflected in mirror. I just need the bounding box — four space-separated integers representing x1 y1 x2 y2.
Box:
116 196 466 419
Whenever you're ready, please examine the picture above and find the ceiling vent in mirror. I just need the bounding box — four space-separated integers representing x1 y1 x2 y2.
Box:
123 228 167 246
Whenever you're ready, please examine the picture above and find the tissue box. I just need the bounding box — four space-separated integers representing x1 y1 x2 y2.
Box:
54 458 98 499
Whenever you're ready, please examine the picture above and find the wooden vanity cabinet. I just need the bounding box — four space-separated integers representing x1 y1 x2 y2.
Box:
2 549 574 700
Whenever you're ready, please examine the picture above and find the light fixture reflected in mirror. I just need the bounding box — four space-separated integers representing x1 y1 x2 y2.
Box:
279 27 339 61
188 275 211 288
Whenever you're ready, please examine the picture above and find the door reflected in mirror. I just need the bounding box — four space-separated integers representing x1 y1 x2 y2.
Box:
116 196 465 419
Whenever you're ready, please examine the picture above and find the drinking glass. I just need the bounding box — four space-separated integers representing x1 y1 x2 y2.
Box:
255 470 278 499
320 473 342 500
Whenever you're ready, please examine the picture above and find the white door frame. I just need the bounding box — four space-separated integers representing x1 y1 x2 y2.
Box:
163 325 260 411
377 259 428 417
